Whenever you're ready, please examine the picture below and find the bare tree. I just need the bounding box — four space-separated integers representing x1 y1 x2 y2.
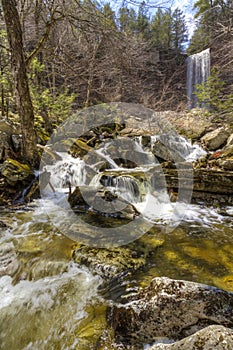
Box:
2 0 39 166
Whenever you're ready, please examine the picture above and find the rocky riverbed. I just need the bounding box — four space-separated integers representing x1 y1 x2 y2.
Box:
0 104 233 349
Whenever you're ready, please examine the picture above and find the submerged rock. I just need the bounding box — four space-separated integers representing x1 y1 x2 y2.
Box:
73 246 146 280
149 325 233 350
73 235 164 280
111 277 233 347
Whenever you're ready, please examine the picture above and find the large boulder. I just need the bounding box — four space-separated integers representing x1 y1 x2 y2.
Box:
149 325 233 350
201 127 230 150
111 277 233 347
0 158 34 186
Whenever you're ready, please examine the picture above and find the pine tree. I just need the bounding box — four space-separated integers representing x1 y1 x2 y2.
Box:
171 8 188 52
118 6 137 33
136 1 150 39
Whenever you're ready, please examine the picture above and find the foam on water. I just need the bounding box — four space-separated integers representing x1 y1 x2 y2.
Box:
45 153 86 190
0 262 102 350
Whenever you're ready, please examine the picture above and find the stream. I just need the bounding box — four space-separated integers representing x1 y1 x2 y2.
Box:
0 133 233 349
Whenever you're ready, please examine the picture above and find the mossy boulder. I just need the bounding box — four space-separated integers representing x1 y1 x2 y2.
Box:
73 246 146 279
52 138 76 152
73 234 164 280
0 158 34 186
69 139 92 158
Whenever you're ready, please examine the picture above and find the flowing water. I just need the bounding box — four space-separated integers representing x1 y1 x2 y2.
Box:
0 134 233 349
186 48 210 108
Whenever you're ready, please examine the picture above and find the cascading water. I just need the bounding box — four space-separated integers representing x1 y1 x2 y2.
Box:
187 48 210 108
44 153 87 191
1 125 233 349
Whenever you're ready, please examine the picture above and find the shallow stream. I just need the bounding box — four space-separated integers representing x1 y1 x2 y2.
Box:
0 200 233 349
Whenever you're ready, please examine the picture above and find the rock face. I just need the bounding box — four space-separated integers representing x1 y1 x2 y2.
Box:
201 127 230 150
149 325 233 350
111 277 233 348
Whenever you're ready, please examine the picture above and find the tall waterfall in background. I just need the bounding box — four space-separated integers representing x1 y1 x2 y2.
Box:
187 48 210 108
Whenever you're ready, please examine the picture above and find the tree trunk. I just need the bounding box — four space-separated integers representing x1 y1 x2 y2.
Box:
2 0 39 166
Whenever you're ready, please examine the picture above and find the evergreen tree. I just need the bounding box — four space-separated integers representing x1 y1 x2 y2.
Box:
136 1 150 39
171 8 188 52
150 8 172 50
150 8 187 52
118 6 137 33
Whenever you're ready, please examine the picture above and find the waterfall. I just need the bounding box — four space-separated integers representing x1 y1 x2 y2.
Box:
97 174 150 203
187 48 210 108
44 153 86 191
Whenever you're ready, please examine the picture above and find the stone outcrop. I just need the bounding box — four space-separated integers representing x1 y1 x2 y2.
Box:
149 325 233 350
111 277 233 348
201 127 230 151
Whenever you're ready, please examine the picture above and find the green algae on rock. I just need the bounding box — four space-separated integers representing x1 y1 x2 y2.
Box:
0 158 34 186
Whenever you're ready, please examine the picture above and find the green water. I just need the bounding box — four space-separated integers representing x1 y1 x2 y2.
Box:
0 201 233 349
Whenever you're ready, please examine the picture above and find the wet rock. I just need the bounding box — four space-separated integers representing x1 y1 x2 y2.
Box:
0 242 20 277
73 246 146 279
111 277 233 347
29 259 68 280
68 186 140 220
0 158 34 186
149 325 233 350
201 127 230 150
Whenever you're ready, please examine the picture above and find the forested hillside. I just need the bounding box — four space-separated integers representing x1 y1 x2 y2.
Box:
0 0 187 117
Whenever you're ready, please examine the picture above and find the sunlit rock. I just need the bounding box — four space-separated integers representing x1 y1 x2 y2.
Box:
201 127 230 151
111 277 233 347
149 325 233 349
